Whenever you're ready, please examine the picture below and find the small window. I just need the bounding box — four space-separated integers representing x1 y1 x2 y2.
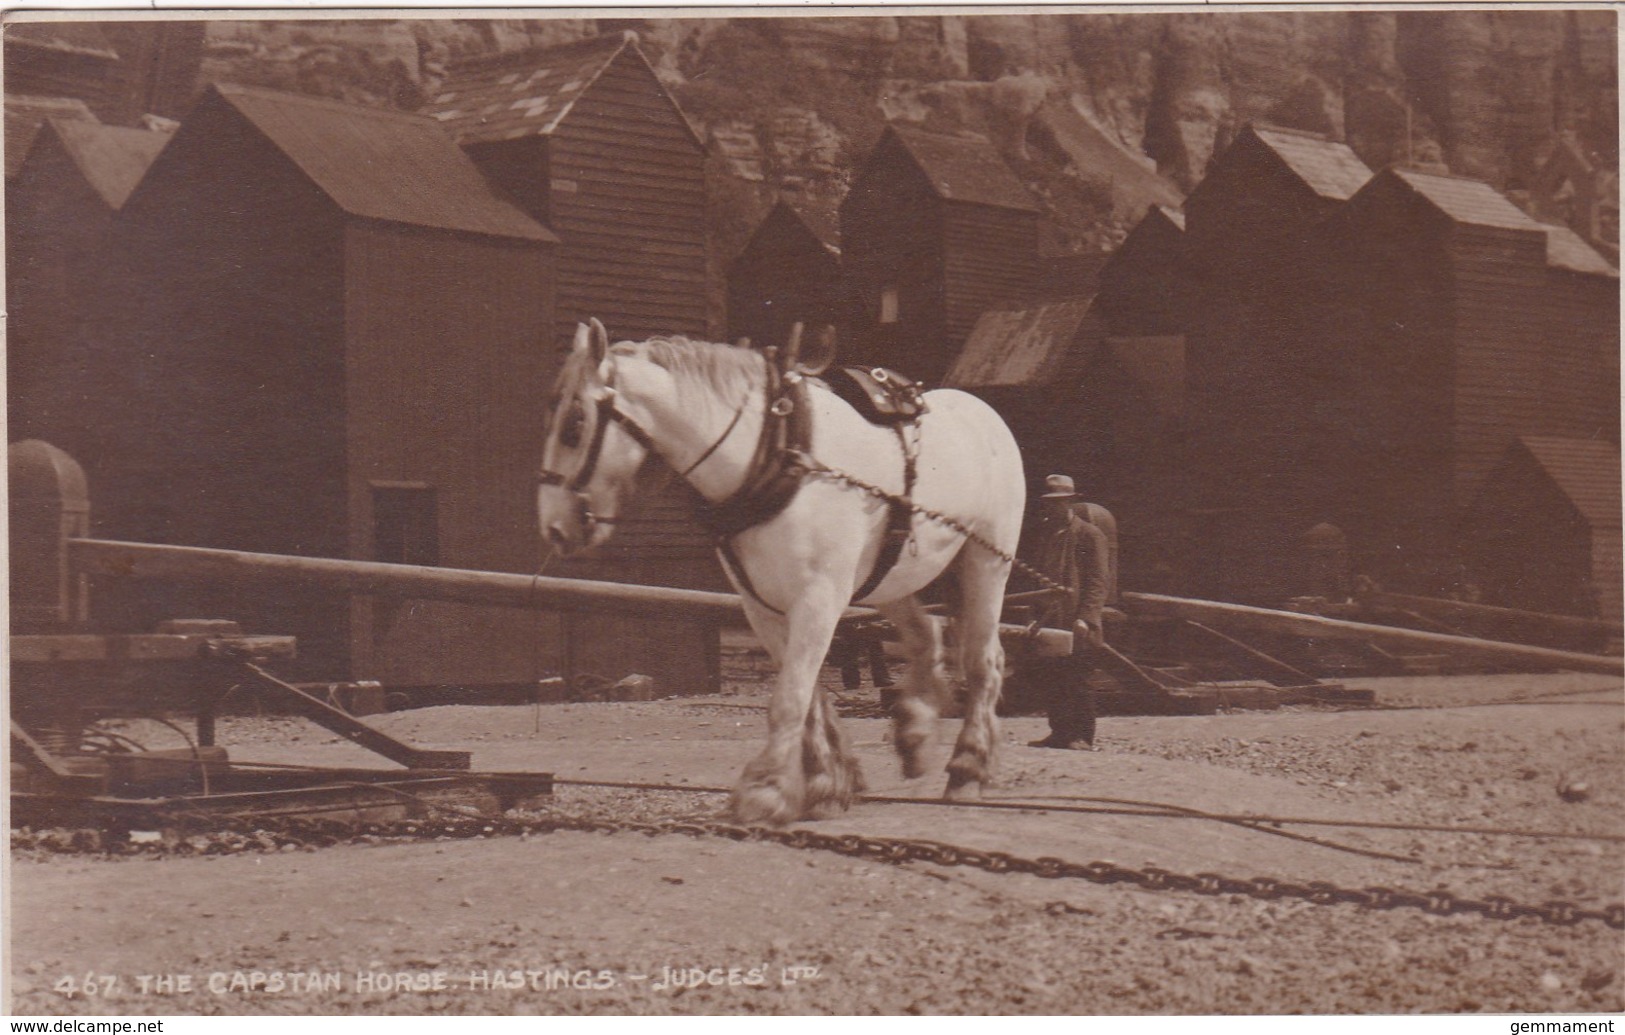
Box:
879 286 900 325
372 484 438 567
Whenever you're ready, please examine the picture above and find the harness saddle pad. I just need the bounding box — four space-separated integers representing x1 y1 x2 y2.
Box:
827 366 928 425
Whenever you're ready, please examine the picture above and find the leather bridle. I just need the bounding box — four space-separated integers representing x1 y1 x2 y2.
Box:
538 359 750 531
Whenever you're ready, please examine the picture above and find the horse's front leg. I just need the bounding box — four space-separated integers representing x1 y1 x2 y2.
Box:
732 586 845 825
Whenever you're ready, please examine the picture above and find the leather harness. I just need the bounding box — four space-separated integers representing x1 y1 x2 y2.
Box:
541 358 924 615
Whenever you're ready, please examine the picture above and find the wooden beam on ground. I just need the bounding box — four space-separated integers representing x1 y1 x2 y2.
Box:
1123 593 1624 677
1180 621 1324 688
1092 641 1172 694
1358 590 1623 638
236 662 472 771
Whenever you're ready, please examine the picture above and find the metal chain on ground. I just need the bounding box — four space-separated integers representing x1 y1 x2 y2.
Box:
21 812 1621 931
789 453 1071 597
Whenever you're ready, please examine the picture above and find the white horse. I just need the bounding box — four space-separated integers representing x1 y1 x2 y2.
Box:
537 320 1026 824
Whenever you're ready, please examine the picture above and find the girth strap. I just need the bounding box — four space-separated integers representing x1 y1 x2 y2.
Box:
851 423 917 604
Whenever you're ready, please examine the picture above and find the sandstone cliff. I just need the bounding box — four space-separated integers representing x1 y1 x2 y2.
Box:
187 12 1618 272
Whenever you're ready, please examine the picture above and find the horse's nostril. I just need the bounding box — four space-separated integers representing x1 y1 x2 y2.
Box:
545 526 566 545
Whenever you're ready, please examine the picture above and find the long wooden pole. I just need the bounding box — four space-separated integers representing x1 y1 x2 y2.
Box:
68 538 1074 655
1359 590 1623 637
1122 592 1624 677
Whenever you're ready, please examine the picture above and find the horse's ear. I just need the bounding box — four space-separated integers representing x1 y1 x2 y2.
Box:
572 321 592 354
798 324 838 376
588 318 610 373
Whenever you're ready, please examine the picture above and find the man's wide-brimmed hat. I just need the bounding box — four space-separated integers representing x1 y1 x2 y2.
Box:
1042 474 1077 499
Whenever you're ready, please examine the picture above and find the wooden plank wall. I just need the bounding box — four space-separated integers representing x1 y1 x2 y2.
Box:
942 203 1040 382
839 144 946 380
1449 224 1563 513
75 99 352 675
547 49 707 346
343 222 560 688
726 208 841 348
5 138 112 444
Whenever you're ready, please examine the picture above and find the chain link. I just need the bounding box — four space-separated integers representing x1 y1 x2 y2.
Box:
789 453 1072 597
21 812 1620 930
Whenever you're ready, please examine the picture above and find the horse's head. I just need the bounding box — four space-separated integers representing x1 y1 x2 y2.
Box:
537 319 651 554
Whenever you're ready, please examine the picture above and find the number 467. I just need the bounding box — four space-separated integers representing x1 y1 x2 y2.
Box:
55 973 119 997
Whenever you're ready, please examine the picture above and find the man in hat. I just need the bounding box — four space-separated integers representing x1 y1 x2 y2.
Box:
1028 474 1112 750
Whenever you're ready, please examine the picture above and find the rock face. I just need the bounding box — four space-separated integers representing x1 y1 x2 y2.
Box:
135 13 1624 287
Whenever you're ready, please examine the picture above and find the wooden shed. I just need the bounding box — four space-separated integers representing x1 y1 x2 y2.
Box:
77 82 561 689
727 197 841 349
6 117 170 443
840 123 1041 384
424 30 708 347
1095 204 1187 338
945 299 1188 592
1324 167 1619 594
5 94 100 182
1180 124 1374 602
1461 437 1622 624
424 31 722 691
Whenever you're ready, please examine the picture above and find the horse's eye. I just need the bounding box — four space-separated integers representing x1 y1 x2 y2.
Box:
559 402 586 448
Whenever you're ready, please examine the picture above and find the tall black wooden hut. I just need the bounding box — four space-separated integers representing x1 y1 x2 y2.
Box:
1324 167 1619 594
7 118 169 442
424 31 707 347
79 83 561 688
1095 204 1187 338
945 299 1187 591
1461 437 1622 624
1180 124 1374 602
424 31 721 691
840 124 1041 384
727 197 841 348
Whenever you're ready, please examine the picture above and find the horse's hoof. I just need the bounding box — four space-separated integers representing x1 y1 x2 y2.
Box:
803 768 858 820
731 783 798 826
804 796 852 821
943 775 982 802
899 753 929 780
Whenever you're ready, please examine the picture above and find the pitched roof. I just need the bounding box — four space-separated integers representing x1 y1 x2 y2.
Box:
5 93 98 178
1390 168 1542 231
782 197 839 256
1543 224 1618 278
886 124 1040 213
1251 125 1373 201
40 118 170 209
944 298 1093 389
212 83 556 243
1518 436 1622 531
1031 97 1183 218
424 31 699 149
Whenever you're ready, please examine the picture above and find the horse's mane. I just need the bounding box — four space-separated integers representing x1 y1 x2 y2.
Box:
613 335 765 405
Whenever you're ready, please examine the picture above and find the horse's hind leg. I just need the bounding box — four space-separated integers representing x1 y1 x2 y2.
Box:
945 549 1009 800
875 596 948 780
